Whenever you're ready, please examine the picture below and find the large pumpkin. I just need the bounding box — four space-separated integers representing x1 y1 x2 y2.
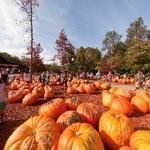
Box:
58 122 105 150
67 87 75 94
109 95 133 116
65 97 82 110
99 111 134 150
32 86 44 98
77 102 101 127
131 95 150 113
8 90 24 103
44 85 54 100
56 110 85 131
4 116 61 150
22 92 39 105
39 98 67 120
130 130 150 150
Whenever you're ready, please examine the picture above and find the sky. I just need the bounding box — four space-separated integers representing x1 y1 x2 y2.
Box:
0 0 150 63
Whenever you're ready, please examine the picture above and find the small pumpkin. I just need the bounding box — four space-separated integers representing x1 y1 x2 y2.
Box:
130 130 150 150
84 84 95 94
22 92 39 105
39 98 67 120
67 87 75 94
8 90 24 103
100 82 110 90
58 122 105 150
44 85 54 100
99 111 134 150
77 102 101 127
56 110 85 131
4 116 61 150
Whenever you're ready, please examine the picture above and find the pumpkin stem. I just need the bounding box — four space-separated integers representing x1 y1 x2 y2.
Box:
75 131 82 136
115 115 121 119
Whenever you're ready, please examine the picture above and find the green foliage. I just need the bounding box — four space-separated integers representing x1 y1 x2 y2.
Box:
102 30 122 54
0 52 23 65
45 63 61 73
126 17 150 45
125 40 150 72
75 47 101 73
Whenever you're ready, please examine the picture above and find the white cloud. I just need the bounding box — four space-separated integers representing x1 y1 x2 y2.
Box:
0 0 27 57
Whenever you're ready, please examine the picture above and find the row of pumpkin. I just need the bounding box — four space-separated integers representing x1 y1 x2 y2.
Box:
4 97 150 150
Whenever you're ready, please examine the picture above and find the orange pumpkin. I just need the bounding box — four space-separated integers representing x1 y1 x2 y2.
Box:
113 88 133 101
67 87 75 94
84 84 95 94
39 98 67 120
99 111 134 150
131 95 150 113
136 89 150 97
76 85 85 93
109 95 133 116
65 97 82 110
44 85 54 100
32 86 44 98
77 102 101 127
22 92 39 105
130 130 150 150
58 122 105 150
100 82 110 90
8 90 24 103
56 111 85 132
118 146 131 150
4 116 61 150
102 91 113 107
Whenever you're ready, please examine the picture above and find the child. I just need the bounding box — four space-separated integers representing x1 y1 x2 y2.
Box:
0 78 8 123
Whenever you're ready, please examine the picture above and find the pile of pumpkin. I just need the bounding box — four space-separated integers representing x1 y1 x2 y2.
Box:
8 79 54 105
67 78 111 94
4 87 150 150
112 77 135 84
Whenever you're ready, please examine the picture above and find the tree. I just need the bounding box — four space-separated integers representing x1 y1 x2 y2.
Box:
16 0 39 82
126 17 150 44
102 30 122 54
75 47 101 73
125 40 150 72
0 52 23 65
55 29 76 71
22 42 43 73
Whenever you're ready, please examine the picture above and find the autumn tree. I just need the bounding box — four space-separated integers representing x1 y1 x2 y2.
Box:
55 29 76 72
16 0 39 82
22 42 43 73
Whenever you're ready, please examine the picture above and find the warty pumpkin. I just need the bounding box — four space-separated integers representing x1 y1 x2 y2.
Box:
56 110 85 132
4 116 61 150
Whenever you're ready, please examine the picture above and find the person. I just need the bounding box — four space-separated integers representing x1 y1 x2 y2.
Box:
96 70 101 79
45 71 50 85
135 71 145 89
0 77 8 123
1 70 8 85
146 77 150 91
107 71 113 84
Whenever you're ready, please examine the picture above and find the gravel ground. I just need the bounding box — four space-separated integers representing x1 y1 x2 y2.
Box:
0 84 150 150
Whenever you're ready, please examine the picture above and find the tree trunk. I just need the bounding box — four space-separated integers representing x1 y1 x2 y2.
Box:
30 0 33 83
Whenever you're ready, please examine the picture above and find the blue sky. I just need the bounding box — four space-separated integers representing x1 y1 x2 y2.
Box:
0 0 150 63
